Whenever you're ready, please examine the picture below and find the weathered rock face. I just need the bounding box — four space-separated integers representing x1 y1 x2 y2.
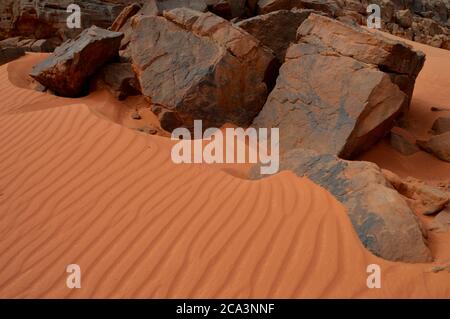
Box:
90 62 140 100
206 0 249 19
0 46 25 66
390 126 419 155
383 169 449 216
417 132 450 163
236 9 315 63
432 116 450 135
30 26 124 97
250 148 432 263
253 14 424 158
0 0 135 40
130 8 277 131
0 36 61 53
110 3 142 32
257 0 341 16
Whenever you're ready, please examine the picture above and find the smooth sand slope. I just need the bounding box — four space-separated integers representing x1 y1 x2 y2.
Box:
0 44 449 298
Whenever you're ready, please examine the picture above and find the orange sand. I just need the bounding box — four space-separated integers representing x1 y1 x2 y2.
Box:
0 42 449 298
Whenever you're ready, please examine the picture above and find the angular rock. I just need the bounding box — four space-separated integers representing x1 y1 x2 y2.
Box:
0 46 25 66
257 0 341 17
206 0 248 19
250 148 432 263
130 8 277 131
30 38 62 53
236 9 315 63
390 127 419 155
143 0 208 15
417 132 450 163
30 26 124 97
253 14 424 158
0 0 133 40
383 169 449 216
91 62 140 100
396 9 413 28
432 116 450 135
110 3 142 32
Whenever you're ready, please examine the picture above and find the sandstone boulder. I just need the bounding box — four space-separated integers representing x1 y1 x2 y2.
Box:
236 9 315 63
206 0 248 19
432 116 450 135
0 46 25 66
257 0 341 16
253 14 424 158
110 3 142 32
390 127 419 155
251 148 432 263
130 8 277 131
396 9 413 28
383 169 449 216
91 62 140 100
417 132 450 163
30 26 124 97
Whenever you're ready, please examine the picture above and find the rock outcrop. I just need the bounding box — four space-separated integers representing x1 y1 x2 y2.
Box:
236 9 315 63
90 62 140 100
30 26 124 97
253 14 424 158
250 148 432 263
383 169 449 216
390 127 419 155
130 8 277 131
417 132 450 162
0 0 135 40
432 116 450 135
0 46 25 66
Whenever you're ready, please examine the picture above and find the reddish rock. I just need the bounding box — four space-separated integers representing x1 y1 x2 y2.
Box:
130 8 277 131
253 14 424 158
383 169 449 216
236 9 315 63
30 26 124 97
432 116 450 135
206 0 248 19
0 46 25 66
91 62 140 100
417 132 450 163
110 3 142 32
251 149 432 263
0 0 133 40
257 0 341 17
390 127 419 155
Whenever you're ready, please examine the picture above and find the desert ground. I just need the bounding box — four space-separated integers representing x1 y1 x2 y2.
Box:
0 31 449 298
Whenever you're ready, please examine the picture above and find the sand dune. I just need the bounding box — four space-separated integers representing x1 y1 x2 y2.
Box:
0 46 449 298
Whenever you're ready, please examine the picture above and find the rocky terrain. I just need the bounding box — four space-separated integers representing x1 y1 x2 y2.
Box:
0 0 449 298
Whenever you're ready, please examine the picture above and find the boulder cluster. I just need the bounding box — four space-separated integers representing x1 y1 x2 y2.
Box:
2 0 450 263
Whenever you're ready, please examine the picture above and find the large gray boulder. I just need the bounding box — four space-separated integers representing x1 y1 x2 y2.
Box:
30 26 123 97
251 148 432 263
130 8 277 131
253 14 424 158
